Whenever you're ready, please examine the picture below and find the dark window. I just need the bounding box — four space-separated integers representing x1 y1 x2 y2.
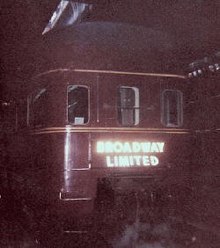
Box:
17 100 27 129
162 90 183 127
117 86 140 126
28 88 48 127
0 101 17 132
68 85 89 124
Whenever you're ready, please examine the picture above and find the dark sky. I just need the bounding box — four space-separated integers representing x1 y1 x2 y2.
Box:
0 0 220 91
0 1 58 82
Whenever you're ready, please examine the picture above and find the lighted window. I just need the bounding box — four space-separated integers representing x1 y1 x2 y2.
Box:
162 90 183 127
117 86 140 126
28 88 48 127
68 85 89 124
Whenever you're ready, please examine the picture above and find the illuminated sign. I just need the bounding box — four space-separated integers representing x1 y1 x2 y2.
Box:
97 141 165 167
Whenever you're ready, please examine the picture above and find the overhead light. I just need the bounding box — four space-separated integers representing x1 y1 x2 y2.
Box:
187 52 220 79
42 0 93 35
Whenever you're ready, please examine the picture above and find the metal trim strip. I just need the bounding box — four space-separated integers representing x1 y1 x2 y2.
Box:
33 68 186 79
31 126 191 135
32 130 190 135
59 192 92 201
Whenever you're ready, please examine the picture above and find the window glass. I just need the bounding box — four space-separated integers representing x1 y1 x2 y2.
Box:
162 90 183 127
68 85 89 124
0 101 16 132
117 86 140 126
17 100 27 129
28 88 48 127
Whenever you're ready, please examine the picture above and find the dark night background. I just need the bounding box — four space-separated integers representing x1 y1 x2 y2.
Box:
1 0 220 89
0 1 220 247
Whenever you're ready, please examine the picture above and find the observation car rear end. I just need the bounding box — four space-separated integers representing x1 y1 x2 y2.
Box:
6 68 195 236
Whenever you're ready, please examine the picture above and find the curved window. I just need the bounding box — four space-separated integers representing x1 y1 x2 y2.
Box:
117 86 140 126
161 90 183 127
68 85 89 124
18 99 27 129
28 88 48 127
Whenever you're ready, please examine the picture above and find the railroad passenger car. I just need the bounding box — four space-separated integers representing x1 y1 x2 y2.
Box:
4 21 195 243
6 70 194 231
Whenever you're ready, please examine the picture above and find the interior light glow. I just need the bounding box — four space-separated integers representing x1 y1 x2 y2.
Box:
64 128 71 192
97 141 164 153
106 155 159 167
97 141 165 167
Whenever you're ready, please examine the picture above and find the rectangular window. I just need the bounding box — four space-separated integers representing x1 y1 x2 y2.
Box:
28 88 48 127
117 86 140 126
68 85 89 124
18 99 27 129
161 90 183 127
1 101 17 132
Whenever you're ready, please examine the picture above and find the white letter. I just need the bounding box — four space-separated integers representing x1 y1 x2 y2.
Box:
132 142 141 153
134 156 141 166
129 156 134 166
97 142 104 153
114 156 119 166
143 156 150 166
114 142 123 153
141 142 151 153
106 156 114 167
119 156 130 167
150 142 159 153
105 142 114 153
123 142 132 153
150 156 159 166
157 142 165 152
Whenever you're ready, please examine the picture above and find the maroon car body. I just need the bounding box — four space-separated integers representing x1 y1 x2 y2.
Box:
4 22 195 237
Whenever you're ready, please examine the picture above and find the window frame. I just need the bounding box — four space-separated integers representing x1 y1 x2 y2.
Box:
27 88 49 128
67 84 90 125
161 89 183 127
117 86 140 126
17 98 28 130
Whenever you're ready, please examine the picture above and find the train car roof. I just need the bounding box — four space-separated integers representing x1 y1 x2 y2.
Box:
41 21 181 74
